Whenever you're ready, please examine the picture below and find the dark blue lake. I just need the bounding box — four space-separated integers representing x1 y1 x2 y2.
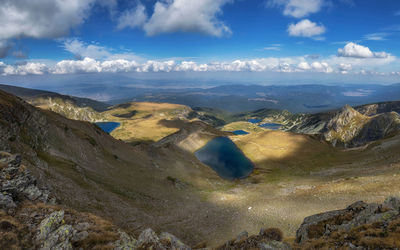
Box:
248 119 262 124
95 122 121 133
195 137 254 180
259 123 282 130
232 130 249 135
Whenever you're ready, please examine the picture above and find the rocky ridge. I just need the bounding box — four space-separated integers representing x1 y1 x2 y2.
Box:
286 105 400 147
29 96 105 122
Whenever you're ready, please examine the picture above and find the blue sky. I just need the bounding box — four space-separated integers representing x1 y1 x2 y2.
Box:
0 0 400 83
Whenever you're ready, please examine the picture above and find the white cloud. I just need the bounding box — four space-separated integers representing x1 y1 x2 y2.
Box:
297 61 311 70
267 0 323 18
0 52 397 76
62 39 143 61
63 39 112 60
116 4 147 30
0 0 95 41
310 61 333 73
143 0 232 37
337 42 390 58
288 19 326 38
2 62 48 75
363 32 389 41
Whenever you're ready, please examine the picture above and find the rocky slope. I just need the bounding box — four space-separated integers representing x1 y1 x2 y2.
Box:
286 105 400 147
355 100 400 116
0 152 190 249
29 96 105 122
295 197 400 249
0 84 109 122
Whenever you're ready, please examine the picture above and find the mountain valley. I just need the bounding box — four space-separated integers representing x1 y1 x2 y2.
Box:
1 85 400 248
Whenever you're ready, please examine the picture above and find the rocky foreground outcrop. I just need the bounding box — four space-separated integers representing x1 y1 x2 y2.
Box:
0 152 190 250
296 197 400 249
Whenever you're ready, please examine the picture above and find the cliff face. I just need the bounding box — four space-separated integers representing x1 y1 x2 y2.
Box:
323 105 370 146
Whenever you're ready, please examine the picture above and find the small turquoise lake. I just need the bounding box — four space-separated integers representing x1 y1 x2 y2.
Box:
195 137 254 180
248 119 262 124
259 123 282 130
95 122 121 133
231 130 249 135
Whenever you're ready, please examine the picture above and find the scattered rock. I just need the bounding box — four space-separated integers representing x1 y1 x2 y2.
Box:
36 210 65 241
296 198 400 248
136 228 163 249
159 232 191 250
217 227 289 250
259 240 291 250
112 230 137 250
0 151 52 212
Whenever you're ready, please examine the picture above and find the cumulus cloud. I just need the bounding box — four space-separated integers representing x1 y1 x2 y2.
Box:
116 3 147 30
1 62 48 75
287 19 326 38
143 0 232 37
63 39 112 60
267 0 323 18
337 42 390 58
0 0 95 41
297 61 311 70
310 61 333 73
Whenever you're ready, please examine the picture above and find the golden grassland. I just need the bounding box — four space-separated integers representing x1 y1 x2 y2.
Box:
103 102 193 143
221 121 265 133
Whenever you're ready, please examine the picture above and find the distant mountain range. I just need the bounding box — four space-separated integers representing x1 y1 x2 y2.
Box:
3 82 400 113
103 83 400 113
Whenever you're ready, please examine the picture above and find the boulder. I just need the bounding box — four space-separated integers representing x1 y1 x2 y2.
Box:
296 198 400 245
136 228 164 249
113 230 137 250
159 232 191 250
36 210 65 241
259 241 292 250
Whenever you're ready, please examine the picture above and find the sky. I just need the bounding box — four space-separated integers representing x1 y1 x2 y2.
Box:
0 0 400 84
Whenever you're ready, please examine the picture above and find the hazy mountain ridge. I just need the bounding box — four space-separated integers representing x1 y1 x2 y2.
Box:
0 84 110 122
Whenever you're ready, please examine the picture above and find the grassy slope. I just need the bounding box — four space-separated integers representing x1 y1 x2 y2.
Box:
103 102 193 143
222 121 266 133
